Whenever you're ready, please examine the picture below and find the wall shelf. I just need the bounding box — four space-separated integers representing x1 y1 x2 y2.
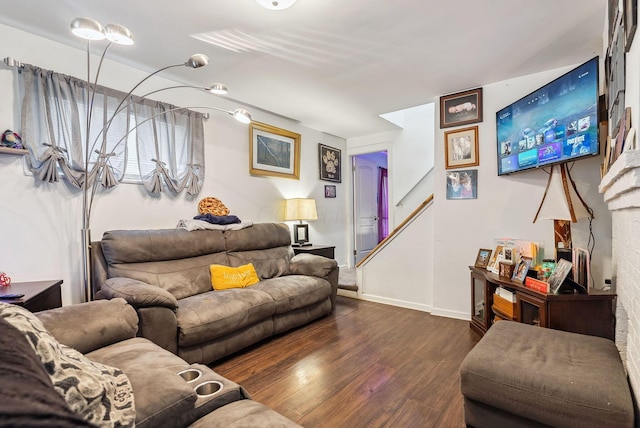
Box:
0 147 27 156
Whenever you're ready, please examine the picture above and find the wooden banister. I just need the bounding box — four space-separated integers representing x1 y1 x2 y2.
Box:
356 194 434 268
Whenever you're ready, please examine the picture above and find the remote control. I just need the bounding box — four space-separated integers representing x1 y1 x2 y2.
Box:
0 293 24 299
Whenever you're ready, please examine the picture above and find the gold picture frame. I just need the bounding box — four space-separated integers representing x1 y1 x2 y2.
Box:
444 126 479 169
249 122 301 179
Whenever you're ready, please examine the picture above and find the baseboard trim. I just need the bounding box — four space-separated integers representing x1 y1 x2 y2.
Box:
430 307 469 321
359 293 433 313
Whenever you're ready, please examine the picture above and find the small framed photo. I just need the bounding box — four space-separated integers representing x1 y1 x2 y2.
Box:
319 144 341 182
324 185 336 198
474 248 493 269
444 126 479 169
512 256 532 283
440 87 483 128
446 169 477 200
250 122 301 180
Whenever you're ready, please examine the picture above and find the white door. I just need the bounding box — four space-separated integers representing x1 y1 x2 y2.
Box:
353 156 379 264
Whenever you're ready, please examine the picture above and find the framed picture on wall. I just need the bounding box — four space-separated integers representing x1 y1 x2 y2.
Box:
446 169 477 200
319 144 341 182
249 122 301 180
324 185 336 198
444 126 479 169
439 87 483 128
626 0 637 52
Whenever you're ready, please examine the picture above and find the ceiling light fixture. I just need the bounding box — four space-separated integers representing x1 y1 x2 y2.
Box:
255 0 297 10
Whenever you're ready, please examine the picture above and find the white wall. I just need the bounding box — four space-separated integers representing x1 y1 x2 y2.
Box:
432 65 612 319
359 201 434 311
0 23 347 304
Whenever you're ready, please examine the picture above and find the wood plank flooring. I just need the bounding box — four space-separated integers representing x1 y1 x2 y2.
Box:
212 296 481 427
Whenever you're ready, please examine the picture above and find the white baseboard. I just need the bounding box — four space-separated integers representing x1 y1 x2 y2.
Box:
430 307 469 321
359 293 433 313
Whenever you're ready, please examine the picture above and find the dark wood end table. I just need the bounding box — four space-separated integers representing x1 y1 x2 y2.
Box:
0 280 63 312
292 245 335 259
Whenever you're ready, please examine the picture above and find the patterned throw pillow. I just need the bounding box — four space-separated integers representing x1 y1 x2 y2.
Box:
0 303 136 428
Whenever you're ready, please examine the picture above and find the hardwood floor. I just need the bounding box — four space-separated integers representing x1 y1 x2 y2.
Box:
212 296 481 427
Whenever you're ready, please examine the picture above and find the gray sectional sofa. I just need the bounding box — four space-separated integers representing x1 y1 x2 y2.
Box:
91 223 339 364
0 298 301 427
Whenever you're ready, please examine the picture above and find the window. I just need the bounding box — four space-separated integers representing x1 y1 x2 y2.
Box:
19 63 205 195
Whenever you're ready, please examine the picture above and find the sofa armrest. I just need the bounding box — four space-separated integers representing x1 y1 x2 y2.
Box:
289 253 338 277
289 253 339 311
36 298 138 354
97 277 179 310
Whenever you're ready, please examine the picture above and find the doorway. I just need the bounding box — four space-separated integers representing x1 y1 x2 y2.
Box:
352 151 389 265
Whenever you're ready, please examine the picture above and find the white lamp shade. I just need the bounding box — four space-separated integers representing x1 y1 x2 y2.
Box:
285 198 318 221
70 17 106 41
534 164 592 222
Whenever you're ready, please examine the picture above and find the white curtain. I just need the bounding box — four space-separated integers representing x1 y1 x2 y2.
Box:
19 63 205 195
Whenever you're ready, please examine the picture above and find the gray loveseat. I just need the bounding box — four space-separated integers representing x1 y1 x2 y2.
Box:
0 298 301 427
91 223 339 364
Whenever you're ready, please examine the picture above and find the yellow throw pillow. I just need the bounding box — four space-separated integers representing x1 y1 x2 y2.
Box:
210 263 260 290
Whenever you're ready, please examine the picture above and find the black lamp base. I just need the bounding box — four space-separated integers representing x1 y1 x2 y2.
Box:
293 223 310 246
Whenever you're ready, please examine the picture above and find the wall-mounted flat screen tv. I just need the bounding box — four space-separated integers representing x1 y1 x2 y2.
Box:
496 57 599 176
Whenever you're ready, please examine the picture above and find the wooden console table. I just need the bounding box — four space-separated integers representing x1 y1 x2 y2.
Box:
0 279 63 312
470 267 615 340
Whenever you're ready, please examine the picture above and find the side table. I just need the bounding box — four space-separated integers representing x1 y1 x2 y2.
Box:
293 245 335 259
0 280 63 312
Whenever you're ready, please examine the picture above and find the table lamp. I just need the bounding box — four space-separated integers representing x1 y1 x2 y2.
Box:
533 163 593 260
285 198 317 246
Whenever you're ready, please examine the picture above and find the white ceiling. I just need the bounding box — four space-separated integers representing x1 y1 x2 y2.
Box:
0 0 605 138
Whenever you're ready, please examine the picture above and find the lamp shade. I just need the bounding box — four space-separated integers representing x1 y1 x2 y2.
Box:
285 198 318 221
533 164 592 223
70 17 106 40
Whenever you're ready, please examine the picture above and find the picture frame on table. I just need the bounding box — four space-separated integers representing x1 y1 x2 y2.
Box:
319 144 341 182
446 169 477 200
474 248 493 269
444 126 479 169
439 87 483 128
512 256 532 283
249 122 301 180
324 185 337 198
548 259 573 294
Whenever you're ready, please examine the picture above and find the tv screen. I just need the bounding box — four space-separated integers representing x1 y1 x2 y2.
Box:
496 57 599 175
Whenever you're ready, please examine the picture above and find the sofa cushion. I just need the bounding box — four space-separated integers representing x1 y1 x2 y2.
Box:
0 302 136 428
101 229 227 264
176 289 275 347
109 253 229 299
87 337 198 428
228 247 291 280
251 276 331 314
189 399 302 428
210 263 260 290
36 298 138 354
0 317 93 427
225 223 293 279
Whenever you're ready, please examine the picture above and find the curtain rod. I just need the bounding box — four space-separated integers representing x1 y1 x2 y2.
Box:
2 56 210 119
3 57 23 68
